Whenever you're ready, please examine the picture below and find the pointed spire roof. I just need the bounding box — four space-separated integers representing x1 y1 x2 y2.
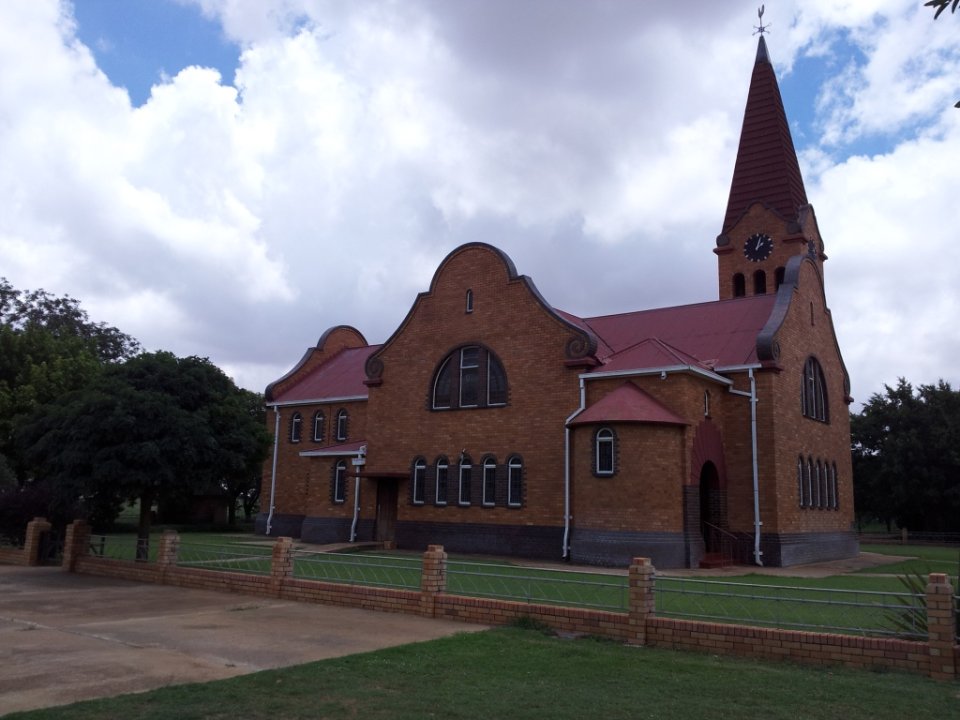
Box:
722 35 808 233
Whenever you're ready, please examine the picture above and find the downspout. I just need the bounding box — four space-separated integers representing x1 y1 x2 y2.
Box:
748 369 763 566
350 445 366 542
562 377 587 559
266 406 281 535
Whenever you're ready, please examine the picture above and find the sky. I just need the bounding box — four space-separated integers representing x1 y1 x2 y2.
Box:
0 1 958 409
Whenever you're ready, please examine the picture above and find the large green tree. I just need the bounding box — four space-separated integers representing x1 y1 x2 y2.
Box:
18 352 270 546
851 379 960 532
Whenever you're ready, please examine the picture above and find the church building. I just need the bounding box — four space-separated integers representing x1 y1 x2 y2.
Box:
257 36 857 568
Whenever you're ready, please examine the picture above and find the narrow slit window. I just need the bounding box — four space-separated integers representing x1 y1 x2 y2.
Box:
412 458 426 505
482 458 497 506
458 455 472 506
465 289 474 314
507 456 523 507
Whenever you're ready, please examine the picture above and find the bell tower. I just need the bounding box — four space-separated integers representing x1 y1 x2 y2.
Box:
715 34 825 300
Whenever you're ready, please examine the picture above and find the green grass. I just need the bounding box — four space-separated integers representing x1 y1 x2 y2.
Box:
7 627 958 720
858 543 960 580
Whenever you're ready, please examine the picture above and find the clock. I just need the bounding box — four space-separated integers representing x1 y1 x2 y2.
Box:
743 233 773 262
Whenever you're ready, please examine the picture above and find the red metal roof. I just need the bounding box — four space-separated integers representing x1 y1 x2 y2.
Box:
570 294 776 371
271 345 380 404
722 36 807 232
569 382 688 426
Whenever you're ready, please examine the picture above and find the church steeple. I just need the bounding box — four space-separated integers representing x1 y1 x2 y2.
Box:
721 35 808 233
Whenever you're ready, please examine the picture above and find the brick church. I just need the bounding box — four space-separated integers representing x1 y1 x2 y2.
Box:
257 36 857 568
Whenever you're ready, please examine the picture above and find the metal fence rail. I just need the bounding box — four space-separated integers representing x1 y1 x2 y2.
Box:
90 535 150 562
446 561 629 612
655 577 927 639
176 542 273 575
292 550 422 590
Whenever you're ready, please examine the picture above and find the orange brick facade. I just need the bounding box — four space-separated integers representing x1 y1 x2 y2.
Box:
257 36 858 568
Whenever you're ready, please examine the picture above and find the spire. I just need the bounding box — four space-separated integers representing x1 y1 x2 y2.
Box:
721 35 808 233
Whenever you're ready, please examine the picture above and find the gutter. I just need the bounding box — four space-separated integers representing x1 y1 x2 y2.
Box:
350 445 366 542
726 372 763 565
266 405 281 535
562 377 587 559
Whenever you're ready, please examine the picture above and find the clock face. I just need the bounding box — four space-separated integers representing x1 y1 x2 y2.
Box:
743 233 773 262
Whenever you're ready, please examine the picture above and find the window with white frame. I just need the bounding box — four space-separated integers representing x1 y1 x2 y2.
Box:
435 457 448 505
412 457 426 505
290 412 302 443
801 357 829 422
432 345 508 410
312 411 324 443
458 455 472 505
595 427 615 476
336 408 348 441
482 457 496 506
333 460 347 503
507 456 523 507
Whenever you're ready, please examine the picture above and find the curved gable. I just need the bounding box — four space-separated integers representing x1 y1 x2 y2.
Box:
266 325 369 402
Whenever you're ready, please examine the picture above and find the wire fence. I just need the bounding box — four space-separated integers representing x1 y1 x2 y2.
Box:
89 535 150 562
292 550 422 590
654 577 927 639
446 561 630 612
175 542 273 575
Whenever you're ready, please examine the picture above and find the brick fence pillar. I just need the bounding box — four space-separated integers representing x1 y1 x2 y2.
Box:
628 557 655 645
157 530 180 567
270 537 294 596
420 544 448 618
926 572 957 681
61 519 91 572
23 517 52 566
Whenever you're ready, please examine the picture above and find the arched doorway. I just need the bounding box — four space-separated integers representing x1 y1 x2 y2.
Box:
698 461 723 553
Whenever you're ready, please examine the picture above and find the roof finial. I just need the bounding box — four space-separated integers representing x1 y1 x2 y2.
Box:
754 5 770 35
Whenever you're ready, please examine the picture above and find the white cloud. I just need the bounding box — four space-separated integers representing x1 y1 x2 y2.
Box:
0 0 957 405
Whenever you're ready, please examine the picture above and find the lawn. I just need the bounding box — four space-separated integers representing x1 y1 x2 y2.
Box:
6 627 958 720
858 543 960 580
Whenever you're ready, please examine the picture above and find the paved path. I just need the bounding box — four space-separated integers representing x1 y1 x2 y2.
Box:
0 565 486 716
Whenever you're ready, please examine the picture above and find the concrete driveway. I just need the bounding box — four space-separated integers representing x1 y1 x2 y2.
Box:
0 565 486 715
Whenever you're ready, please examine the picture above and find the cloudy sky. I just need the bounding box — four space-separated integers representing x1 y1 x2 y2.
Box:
1 1 957 407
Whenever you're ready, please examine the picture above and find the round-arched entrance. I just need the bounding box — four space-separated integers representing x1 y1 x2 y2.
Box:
699 461 723 553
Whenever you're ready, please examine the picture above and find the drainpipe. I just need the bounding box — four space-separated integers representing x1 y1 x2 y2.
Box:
266 406 281 535
562 377 587 559
350 445 366 542
749 369 763 566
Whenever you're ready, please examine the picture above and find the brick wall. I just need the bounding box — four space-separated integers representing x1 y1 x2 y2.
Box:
64 526 958 682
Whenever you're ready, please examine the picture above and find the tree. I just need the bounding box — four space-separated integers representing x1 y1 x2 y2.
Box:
851 378 960 532
18 352 270 547
0 278 140 484
925 0 959 20
210 388 270 524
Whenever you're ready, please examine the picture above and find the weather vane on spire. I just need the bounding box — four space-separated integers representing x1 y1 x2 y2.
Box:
754 5 770 35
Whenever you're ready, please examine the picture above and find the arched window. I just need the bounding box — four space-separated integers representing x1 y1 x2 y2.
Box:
333 460 347 504
831 463 839 510
774 266 785 290
595 427 616 476
458 454 472 506
733 273 746 298
812 460 821 508
797 456 804 508
336 408 348 441
435 457 448 505
482 457 497 506
465 289 474 314
507 455 523 507
290 412 302 443
312 411 325 443
432 345 508 409
412 457 426 505
754 269 767 295
806 457 814 508
801 357 829 422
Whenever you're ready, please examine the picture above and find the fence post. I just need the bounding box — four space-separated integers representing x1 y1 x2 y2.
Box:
420 544 447 618
628 557 655 645
271 537 294 597
23 517 52 566
157 530 180 567
61 519 91 572
925 572 957 681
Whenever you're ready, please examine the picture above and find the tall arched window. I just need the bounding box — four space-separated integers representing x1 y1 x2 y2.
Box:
806 457 814 508
482 457 497 506
595 428 616 476
754 269 767 295
801 357 829 422
435 457 448 505
432 345 508 409
336 408 349 441
831 463 839 510
412 457 426 505
812 460 821 508
290 412 302 443
797 456 804 507
458 454 472 506
333 460 347 504
507 455 523 507
312 411 325 443
774 266 785 290
733 273 746 298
